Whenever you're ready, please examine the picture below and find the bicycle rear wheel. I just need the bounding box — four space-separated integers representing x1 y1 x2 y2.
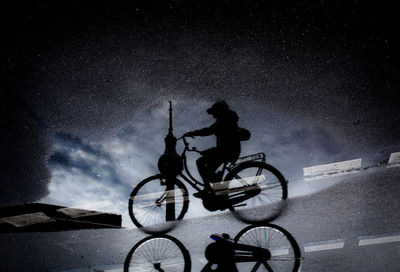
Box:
124 234 191 272
129 174 189 233
223 161 287 223
234 224 301 272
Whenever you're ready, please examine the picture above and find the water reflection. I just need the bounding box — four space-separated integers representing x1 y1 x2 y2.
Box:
123 224 301 271
202 224 302 272
124 234 191 272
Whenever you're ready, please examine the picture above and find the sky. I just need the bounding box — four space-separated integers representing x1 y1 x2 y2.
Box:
0 1 399 227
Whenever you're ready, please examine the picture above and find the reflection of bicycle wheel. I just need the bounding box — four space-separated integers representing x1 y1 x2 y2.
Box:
124 235 191 272
234 224 301 272
223 161 287 223
129 174 189 233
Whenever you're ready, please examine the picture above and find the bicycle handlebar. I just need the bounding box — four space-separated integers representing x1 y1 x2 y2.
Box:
178 135 202 154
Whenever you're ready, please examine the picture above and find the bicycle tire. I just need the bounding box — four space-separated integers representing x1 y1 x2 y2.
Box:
223 161 287 223
129 174 189 233
234 224 301 272
124 234 191 272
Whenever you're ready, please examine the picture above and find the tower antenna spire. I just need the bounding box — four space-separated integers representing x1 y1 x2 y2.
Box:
168 101 173 135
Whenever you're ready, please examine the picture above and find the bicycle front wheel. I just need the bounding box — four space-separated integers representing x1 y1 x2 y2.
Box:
124 235 191 272
129 174 189 233
224 161 287 223
234 224 301 272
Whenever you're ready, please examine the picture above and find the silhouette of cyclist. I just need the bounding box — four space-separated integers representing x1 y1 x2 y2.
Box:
184 100 249 198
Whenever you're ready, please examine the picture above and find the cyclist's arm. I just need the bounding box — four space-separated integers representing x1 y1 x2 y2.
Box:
189 124 216 137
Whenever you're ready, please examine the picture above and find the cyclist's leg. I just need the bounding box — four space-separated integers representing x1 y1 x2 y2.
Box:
196 148 224 189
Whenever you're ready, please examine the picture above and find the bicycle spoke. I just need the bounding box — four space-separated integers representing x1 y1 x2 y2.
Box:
235 225 301 272
129 175 189 231
225 162 287 223
256 167 263 177
126 236 190 271
250 261 262 272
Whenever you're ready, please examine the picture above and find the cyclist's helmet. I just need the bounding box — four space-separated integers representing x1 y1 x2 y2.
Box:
207 100 229 115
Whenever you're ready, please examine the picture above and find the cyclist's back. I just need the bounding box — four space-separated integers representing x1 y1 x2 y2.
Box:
193 106 240 162
184 100 242 196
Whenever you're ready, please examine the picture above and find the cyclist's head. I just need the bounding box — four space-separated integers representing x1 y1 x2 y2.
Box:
207 100 229 115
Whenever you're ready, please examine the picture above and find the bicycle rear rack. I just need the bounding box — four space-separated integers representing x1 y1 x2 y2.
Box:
235 152 265 165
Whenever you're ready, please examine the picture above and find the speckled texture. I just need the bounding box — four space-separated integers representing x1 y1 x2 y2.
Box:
0 0 399 256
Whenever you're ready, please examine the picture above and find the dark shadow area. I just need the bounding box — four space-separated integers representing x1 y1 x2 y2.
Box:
0 86 50 206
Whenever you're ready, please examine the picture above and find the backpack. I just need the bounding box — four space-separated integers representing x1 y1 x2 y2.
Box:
237 127 251 141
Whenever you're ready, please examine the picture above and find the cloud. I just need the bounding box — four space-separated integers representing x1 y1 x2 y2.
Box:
41 100 217 227
43 133 133 226
41 99 349 227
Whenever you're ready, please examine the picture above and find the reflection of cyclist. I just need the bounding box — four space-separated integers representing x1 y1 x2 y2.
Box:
201 233 238 272
184 101 243 198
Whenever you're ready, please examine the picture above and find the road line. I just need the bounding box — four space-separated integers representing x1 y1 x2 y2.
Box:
303 158 362 181
271 248 290 256
129 190 189 207
212 175 266 195
387 152 400 167
92 264 123 272
57 269 92 272
304 239 345 252
358 234 400 246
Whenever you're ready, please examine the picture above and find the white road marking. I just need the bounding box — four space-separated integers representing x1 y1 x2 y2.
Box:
129 176 266 204
58 266 123 272
358 234 400 246
92 264 123 271
129 189 189 207
58 268 93 272
212 175 266 196
304 239 345 252
1 212 56 227
387 152 400 167
303 158 362 181
271 248 290 256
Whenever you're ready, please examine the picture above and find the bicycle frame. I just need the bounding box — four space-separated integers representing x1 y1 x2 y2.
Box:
175 137 207 191
204 234 273 272
177 136 266 193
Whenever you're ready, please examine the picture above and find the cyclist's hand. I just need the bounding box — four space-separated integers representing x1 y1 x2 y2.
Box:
184 132 195 138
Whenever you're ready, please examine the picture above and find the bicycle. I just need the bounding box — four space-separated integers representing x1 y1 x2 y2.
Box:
124 234 191 272
128 102 288 233
202 223 302 272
